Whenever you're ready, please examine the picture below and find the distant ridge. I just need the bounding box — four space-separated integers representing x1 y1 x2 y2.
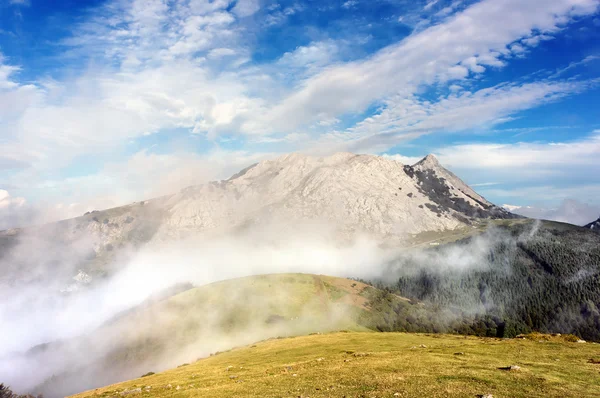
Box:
585 216 600 231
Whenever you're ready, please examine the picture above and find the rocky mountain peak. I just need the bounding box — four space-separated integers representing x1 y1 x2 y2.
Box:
414 154 441 168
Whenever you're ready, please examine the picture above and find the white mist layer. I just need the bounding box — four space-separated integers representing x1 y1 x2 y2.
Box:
0 221 539 395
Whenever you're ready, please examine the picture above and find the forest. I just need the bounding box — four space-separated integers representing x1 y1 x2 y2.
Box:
362 221 600 341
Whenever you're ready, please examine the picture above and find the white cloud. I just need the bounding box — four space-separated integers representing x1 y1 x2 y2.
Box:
242 0 599 134
232 0 260 17
423 0 439 11
276 40 340 76
502 199 600 226
550 55 600 78
380 153 422 165
436 132 600 171
207 47 237 58
334 79 592 153
522 33 554 47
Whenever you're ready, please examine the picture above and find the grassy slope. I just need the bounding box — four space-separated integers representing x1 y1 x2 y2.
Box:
32 274 385 397
71 332 600 398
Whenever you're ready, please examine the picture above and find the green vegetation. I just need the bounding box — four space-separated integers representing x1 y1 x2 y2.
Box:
0 384 42 398
366 220 600 341
69 332 600 398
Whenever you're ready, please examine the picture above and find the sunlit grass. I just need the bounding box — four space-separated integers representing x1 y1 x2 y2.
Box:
72 332 600 398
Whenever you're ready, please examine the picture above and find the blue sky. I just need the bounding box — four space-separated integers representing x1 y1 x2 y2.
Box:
0 0 599 228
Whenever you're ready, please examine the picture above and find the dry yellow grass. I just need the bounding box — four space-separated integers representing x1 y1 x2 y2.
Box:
71 331 600 398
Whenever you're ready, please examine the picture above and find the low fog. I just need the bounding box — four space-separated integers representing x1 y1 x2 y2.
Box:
0 216 542 397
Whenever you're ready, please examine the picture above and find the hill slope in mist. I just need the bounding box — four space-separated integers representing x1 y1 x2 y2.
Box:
17 274 402 397
69 332 600 398
7 220 600 397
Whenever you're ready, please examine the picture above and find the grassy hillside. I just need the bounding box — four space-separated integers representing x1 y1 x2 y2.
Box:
30 274 397 397
70 332 600 398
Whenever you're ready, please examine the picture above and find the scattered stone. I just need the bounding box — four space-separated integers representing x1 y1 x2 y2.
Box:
498 365 522 371
175 386 181 391
393 393 400 397
454 352 465 356
577 339 586 343
353 352 369 357
229 375 238 379
419 344 427 348
120 388 141 396
478 395 493 398
292 374 298 377
165 384 172 389
316 357 325 362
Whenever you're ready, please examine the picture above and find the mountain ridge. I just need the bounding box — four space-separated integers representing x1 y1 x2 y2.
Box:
0 152 517 290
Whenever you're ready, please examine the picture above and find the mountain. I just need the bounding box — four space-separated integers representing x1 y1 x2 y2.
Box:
0 152 516 289
585 216 600 232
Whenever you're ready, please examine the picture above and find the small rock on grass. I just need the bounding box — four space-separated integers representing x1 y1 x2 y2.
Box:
120 388 141 396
